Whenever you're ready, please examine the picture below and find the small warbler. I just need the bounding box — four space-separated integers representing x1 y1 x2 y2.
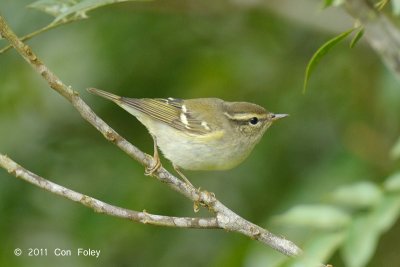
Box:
88 88 288 185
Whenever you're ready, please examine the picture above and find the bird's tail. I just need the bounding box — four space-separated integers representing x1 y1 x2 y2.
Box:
87 88 121 102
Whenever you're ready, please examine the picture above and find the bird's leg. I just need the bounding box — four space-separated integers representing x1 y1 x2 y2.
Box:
173 164 202 212
173 164 194 188
145 134 162 176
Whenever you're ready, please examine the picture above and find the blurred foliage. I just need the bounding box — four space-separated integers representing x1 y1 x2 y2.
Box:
249 176 400 267
1 0 400 267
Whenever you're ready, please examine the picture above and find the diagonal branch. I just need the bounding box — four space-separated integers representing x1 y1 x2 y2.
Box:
0 15 304 259
0 154 218 228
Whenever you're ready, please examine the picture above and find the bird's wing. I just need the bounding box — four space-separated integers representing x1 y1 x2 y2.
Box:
120 97 213 136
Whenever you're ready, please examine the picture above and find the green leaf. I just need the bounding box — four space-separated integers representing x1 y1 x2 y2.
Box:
370 195 400 232
273 204 350 229
322 0 334 8
303 28 355 93
322 0 345 8
29 0 78 17
29 0 149 22
375 0 389 10
244 245 287 267
327 181 382 208
390 136 400 159
392 0 400 15
54 0 118 22
285 231 345 267
341 216 380 267
350 28 364 48
342 195 400 267
246 231 345 267
384 172 400 192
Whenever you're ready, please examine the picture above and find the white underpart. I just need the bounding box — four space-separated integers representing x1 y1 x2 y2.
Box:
182 104 187 113
201 121 211 131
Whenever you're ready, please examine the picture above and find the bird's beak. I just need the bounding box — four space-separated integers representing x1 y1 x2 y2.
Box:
272 113 289 121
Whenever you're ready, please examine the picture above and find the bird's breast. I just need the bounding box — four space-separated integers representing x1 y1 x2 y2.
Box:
147 122 254 171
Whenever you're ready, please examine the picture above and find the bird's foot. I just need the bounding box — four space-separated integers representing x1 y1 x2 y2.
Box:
145 155 161 176
145 134 162 176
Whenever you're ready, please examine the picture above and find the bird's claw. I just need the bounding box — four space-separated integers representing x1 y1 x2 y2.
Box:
145 156 161 176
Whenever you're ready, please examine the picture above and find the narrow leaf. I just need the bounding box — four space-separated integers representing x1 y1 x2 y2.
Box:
273 204 350 229
375 0 389 10
303 28 355 93
327 181 382 208
322 0 345 8
383 172 400 192
286 231 345 267
370 195 400 232
350 28 364 48
342 195 400 267
390 136 400 159
244 245 286 267
392 0 400 15
57 0 151 22
29 0 77 17
322 0 334 8
341 216 380 267
29 0 150 22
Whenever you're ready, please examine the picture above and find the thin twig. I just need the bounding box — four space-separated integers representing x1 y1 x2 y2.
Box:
0 18 81 54
0 0 147 54
0 154 218 228
0 15 303 258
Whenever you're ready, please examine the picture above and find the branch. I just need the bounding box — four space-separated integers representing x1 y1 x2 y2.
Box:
0 15 303 259
0 154 218 228
344 0 400 79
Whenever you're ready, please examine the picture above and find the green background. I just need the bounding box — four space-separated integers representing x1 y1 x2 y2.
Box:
1 0 400 266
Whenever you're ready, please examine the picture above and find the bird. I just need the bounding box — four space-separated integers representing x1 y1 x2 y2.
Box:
87 88 288 186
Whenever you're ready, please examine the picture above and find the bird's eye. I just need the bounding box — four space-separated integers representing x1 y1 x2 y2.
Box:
249 117 259 125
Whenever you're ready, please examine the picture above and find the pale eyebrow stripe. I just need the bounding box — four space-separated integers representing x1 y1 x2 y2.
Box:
224 112 268 120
